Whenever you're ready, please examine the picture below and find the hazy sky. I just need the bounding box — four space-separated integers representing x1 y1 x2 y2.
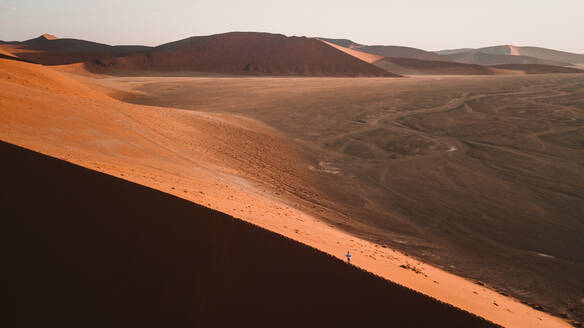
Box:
1 0 583 52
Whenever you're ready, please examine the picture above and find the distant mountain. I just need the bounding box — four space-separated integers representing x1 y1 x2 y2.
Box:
436 45 583 66
87 32 397 77
490 64 584 74
0 34 152 65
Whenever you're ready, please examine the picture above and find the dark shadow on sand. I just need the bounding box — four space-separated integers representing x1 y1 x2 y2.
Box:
0 141 497 327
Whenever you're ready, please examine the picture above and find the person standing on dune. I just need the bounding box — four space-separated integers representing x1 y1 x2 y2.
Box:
346 251 351 264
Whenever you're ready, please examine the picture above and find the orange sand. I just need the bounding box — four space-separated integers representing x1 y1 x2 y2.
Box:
321 40 384 63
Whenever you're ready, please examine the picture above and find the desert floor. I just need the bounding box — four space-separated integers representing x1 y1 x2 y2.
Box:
94 73 584 324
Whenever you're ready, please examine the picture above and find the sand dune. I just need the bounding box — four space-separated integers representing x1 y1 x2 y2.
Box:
324 38 462 65
465 45 584 64
361 45 446 61
435 48 474 55
0 47 15 57
473 45 526 56
1 140 499 328
0 51 36 64
0 33 151 65
439 51 572 66
490 64 584 74
321 40 384 64
373 57 497 75
84 32 395 77
317 37 364 49
508 45 521 56
436 45 581 67
322 40 498 75
1 57 576 327
321 38 446 61
518 46 584 64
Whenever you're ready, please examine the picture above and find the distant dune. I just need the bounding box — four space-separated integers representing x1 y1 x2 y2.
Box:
435 48 474 55
470 45 584 64
0 47 15 57
0 48 37 63
518 46 584 64
322 39 498 75
318 38 446 61
440 51 572 67
0 140 498 328
5 33 580 76
318 37 364 49
321 40 384 64
0 53 37 64
468 45 526 56
490 64 584 74
359 45 446 61
0 33 151 65
85 32 396 77
373 57 496 75
436 45 581 67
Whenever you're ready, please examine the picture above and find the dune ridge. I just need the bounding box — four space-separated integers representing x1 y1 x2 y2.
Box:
373 57 499 75
490 64 584 74
85 32 396 77
321 40 384 64
321 39 501 75
441 51 572 67
320 37 446 61
0 33 152 65
436 45 582 67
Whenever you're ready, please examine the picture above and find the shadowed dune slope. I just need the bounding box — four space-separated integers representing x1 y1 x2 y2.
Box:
490 64 584 74
439 45 584 64
434 48 473 55
320 38 444 61
518 46 584 64
0 141 497 328
85 32 396 77
320 40 493 75
373 57 496 75
0 53 36 64
0 34 151 65
440 51 572 66
358 45 446 61
317 37 364 49
320 40 384 64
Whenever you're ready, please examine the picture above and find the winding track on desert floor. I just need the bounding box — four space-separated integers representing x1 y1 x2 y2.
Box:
1 58 579 327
